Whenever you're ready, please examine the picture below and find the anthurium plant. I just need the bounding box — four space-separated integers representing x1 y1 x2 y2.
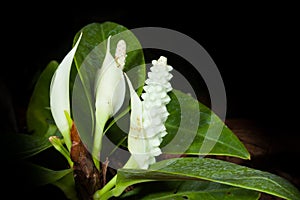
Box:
4 21 300 200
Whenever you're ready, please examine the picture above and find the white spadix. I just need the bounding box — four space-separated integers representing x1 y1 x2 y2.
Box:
125 56 173 169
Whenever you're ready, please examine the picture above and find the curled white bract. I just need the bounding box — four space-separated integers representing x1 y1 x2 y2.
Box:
92 37 127 163
94 36 126 119
50 32 82 150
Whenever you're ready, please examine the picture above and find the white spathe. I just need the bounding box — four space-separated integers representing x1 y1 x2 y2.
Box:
92 37 127 164
94 36 126 120
50 32 82 151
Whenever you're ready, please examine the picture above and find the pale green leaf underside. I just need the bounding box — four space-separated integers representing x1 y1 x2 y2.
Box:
18 162 73 188
121 181 260 200
2 125 58 160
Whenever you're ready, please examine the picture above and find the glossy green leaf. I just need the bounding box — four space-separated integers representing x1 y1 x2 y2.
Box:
117 158 300 200
2 125 58 160
102 89 250 160
162 89 250 159
121 181 260 200
27 60 59 136
73 22 145 88
71 22 145 152
52 171 78 200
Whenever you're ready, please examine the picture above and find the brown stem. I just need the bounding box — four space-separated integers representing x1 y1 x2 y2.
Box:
70 122 103 200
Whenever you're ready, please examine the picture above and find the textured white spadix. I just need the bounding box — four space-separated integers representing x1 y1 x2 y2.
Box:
115 39 127 69
50 32 82 151
125 56 173 169
92 37 126 165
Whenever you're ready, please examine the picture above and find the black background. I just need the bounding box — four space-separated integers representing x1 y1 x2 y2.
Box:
1 3 298 131
1 2 299 199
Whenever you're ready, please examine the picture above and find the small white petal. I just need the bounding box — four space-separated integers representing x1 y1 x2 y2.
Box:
150 147 162 156
157 56 167 65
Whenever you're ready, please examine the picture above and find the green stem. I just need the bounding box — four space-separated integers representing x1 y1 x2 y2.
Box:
92 125 103 171
92 113 109 171
93 157 138 199
63 111 73 151
49 136 73 167
94 175 117 199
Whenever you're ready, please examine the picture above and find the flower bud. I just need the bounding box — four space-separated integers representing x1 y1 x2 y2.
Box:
50 33 82 150
92 37 126 167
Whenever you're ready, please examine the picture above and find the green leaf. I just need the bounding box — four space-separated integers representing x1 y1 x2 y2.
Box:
73 21 145 88
2 125 58 160
52 172 78 200
117 158 300 200
121 181 260 200
71 22 145 151
27 60 59 136
102 89 250 160
162 89 250 159
20 162 73 188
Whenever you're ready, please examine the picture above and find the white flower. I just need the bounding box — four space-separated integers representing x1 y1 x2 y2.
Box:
125 56 173 169
92 36 127 165
50 32 82 150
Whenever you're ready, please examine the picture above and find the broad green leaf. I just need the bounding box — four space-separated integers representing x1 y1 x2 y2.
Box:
52 171 78 200
105 89 250 160
2 125 58 160
121 181 260 200
20 162 72 188
71 22 145 152
27 60 59 136
117 158 300 200
162 89 250 159
73 22 145 89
